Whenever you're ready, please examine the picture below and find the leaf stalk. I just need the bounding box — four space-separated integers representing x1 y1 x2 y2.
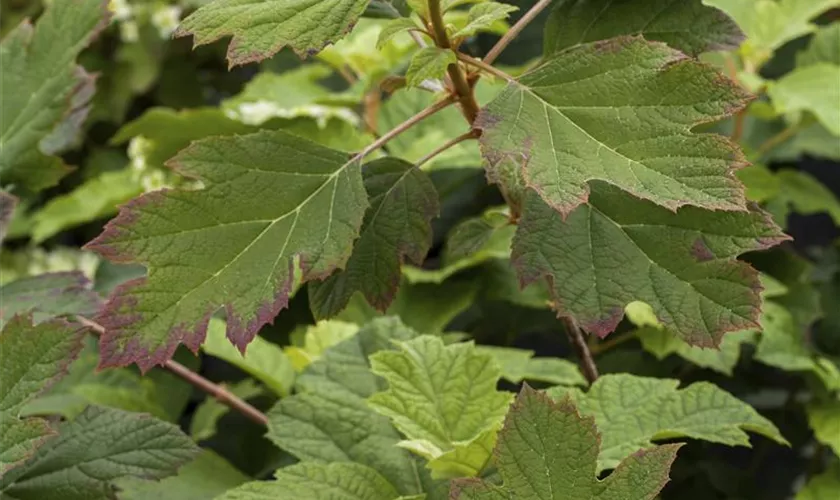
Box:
562 317 600 384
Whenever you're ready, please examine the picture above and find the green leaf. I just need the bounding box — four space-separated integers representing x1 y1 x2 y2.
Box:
285 320 361 371
513 184 786 346
114 450 249 500
30 169 142 244
175 0 372 66
378 17 421 48
217 462 401 499
267 317 432 497
545 0 741 57
0 191 17 244
203 318 296 396
368 336 513 477
637 327 754 376
452 3 518 39
768 64 840 136
0 272 102 327
85 129 369 371
476 346 586 386
738 164 782 203
0 0 109 192
190 380 263 441
798 24 840 67
806 398 840 456
796 463 840 500
309 159 439 318
406 47 456 87
0 406 198 500
770 169 840 226
546 374 787 471
478 36 750 217
451 385 681 500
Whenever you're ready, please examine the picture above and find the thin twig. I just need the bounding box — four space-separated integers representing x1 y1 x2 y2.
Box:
456 53 515 83
75 316 269 427
357 96 455 159
416 130 478 167
562 317 599 384
588 331 636 355
484 0 554 65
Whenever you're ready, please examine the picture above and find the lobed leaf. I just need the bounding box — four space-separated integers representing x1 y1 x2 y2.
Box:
513 184 787 346
85 129 369 371
0 0 110 192
478 36 751 217
546 374 787 471
545 0 742 57
451 386 681 500
309 159 439 318
175 0 373 66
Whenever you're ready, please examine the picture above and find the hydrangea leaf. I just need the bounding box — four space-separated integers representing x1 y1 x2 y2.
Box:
174 0 372 66
476 346 587 386
0 406 198 500
452 3 519 39
0 0 110 192
0 272 102 328
637 327 755 376
478 36 751 217
767 64 840 136
267 318 434 497
285 320 361 371
217 462 401 500
403 207 513 284
309 159 439 318
377 17 421 49
406 47 456 88
546 374 787 471
451 385 681 500
202 318 295 396
190 380 263 442
806 398 840 456
85 129 369 371
545 0 742 57
797 24 840 67
796 463 840 500
114 450 249 500
368 335 513 475
513 184 787 346
767 169 840 226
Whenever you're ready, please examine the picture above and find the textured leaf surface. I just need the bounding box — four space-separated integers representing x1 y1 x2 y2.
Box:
476 346 586 386
513 184 786 345
0 406 198 500
451 386 681 500
309 159 439 318
217 463 400 500
115 450 249 500
0 0 109 191
546 374 787 471
175 0 372 66
86 129 369 371
767 64 840 136
406 48 456 88
267 318 432 496
0 272 102 327
806 399 840 456
545 0 742 57
368 336 513 464
478 36 750 217
202 318 295 396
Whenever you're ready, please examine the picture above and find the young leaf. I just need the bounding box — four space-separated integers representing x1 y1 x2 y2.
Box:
175 0 372 66
0 406 198 500
405 47 456 87
452 3 519 39
795 463 840 500
267 318 433 496
202 318 296 396
368 336 513 477
377 17 421 49
476 346 587 386
451 385 681 500
546 374 787 471
217 462 400 500
0 272 102 327
309 159 439 318
767 64 840 136
513 184 787 346
806 398 840 457
115 450 249 500
0 0 110 192
478 36 751 217
85 129 369 371
285 320 361 371
545 0 742 57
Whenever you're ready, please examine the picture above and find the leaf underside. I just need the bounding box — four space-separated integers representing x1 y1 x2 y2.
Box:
85 129 369 371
